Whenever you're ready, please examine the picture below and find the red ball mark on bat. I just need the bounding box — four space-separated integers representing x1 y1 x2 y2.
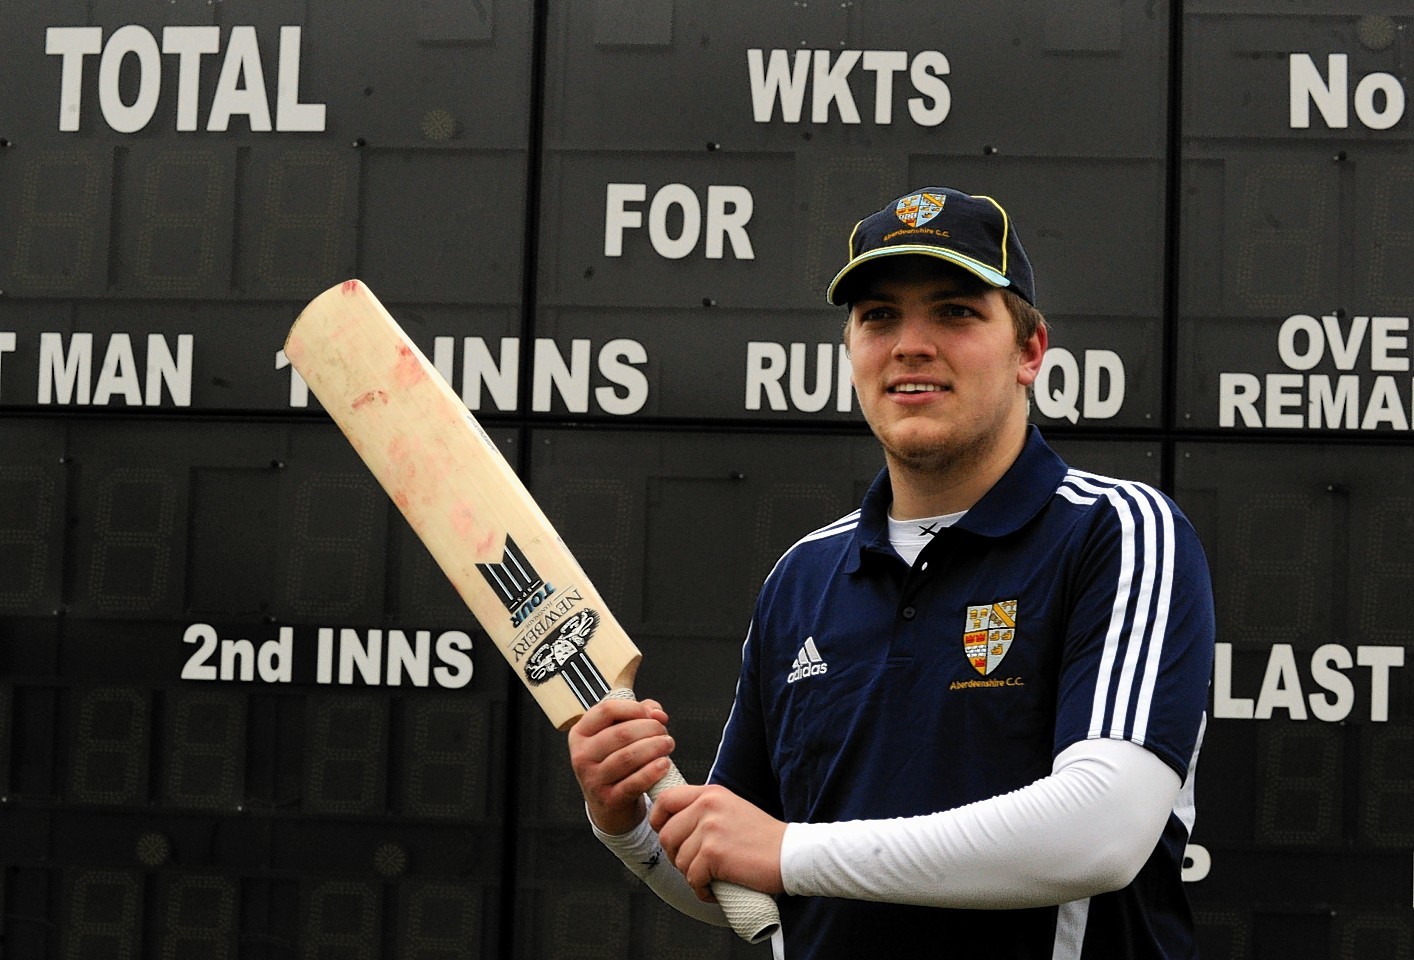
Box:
341 279 361 294
394 345 426 389
387 436 417 482
449 502 478 538
474 528 499 556
351 389 388 410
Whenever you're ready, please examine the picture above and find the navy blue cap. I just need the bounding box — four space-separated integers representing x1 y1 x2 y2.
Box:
826 187 1035 306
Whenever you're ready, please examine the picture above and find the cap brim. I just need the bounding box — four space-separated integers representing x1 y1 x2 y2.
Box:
825 246 1012 305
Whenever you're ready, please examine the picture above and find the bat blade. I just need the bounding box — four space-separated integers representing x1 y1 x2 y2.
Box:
284 279 640 730
285 280 780 944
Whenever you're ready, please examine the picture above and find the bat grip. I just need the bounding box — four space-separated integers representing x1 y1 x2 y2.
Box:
604 688 781 945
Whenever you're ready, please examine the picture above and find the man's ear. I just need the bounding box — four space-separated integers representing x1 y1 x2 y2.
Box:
1016 323 1048 387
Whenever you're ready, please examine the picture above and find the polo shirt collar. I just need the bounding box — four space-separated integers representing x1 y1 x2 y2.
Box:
847 425 1067 572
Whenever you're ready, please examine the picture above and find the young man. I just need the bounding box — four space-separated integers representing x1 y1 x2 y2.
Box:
569 187 1216 958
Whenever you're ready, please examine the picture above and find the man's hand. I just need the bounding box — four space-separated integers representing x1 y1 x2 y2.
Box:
568 697 675 836
649 784 787 901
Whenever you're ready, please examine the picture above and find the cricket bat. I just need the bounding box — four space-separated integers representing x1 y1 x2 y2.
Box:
284 279 780 944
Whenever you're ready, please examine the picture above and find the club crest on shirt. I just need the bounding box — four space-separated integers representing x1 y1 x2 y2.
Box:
895 192 945 227
963 600 1016 675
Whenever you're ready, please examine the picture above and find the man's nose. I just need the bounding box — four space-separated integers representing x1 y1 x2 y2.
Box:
892 314 937 359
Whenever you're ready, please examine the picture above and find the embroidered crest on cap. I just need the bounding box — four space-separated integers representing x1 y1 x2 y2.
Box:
895 192 945 228
963 600 1016 676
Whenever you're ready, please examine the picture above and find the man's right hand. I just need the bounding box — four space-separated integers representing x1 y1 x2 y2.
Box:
567 697 675 836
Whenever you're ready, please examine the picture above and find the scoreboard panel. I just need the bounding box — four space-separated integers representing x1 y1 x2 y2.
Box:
1176 441 1412 956
0 418 511 957
1177 10 1414 433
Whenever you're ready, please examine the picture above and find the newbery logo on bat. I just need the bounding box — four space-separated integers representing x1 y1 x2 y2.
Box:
525 609 609 709
477 536 611 709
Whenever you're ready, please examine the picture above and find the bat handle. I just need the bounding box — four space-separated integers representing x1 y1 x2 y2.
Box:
604 688 781 945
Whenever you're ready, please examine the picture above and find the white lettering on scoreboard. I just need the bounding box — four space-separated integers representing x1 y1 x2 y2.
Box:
181 622 475 689
1219 313 1414 430
277 336 650 415
1213 641 1404 722
1181 845 1210 884
747 49 951 125
45 25 326 133
745 342 853 414
604 184 755 260
1290 53 1406 131
0 332 195 406
1033 349 1126 424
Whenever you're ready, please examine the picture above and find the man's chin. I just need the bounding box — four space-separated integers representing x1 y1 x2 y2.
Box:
877 417 1005 471
878 430 963 472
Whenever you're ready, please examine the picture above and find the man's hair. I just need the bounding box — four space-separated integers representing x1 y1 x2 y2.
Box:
999 288 1046 349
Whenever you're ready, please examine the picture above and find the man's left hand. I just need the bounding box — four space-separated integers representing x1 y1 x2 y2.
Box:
649 784 787 901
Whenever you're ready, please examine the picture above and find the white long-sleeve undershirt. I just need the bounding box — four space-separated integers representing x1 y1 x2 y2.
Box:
592 737 1180 918
780 737 1181 908
591 797 732 927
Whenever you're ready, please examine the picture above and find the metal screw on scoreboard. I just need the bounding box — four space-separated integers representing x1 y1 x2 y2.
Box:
374 842 409 877
136 832 171 867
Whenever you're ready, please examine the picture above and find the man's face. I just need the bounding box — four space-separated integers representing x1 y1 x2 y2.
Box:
843 258 1046 476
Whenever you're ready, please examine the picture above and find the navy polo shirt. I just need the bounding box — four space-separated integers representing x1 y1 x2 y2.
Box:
709 427 1216 959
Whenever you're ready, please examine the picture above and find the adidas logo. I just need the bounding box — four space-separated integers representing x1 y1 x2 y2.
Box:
786 637 828 683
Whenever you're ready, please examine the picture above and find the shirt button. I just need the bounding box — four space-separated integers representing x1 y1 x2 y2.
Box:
902 606 917 620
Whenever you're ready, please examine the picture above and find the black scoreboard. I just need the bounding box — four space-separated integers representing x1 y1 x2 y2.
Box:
1 1 1411 957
